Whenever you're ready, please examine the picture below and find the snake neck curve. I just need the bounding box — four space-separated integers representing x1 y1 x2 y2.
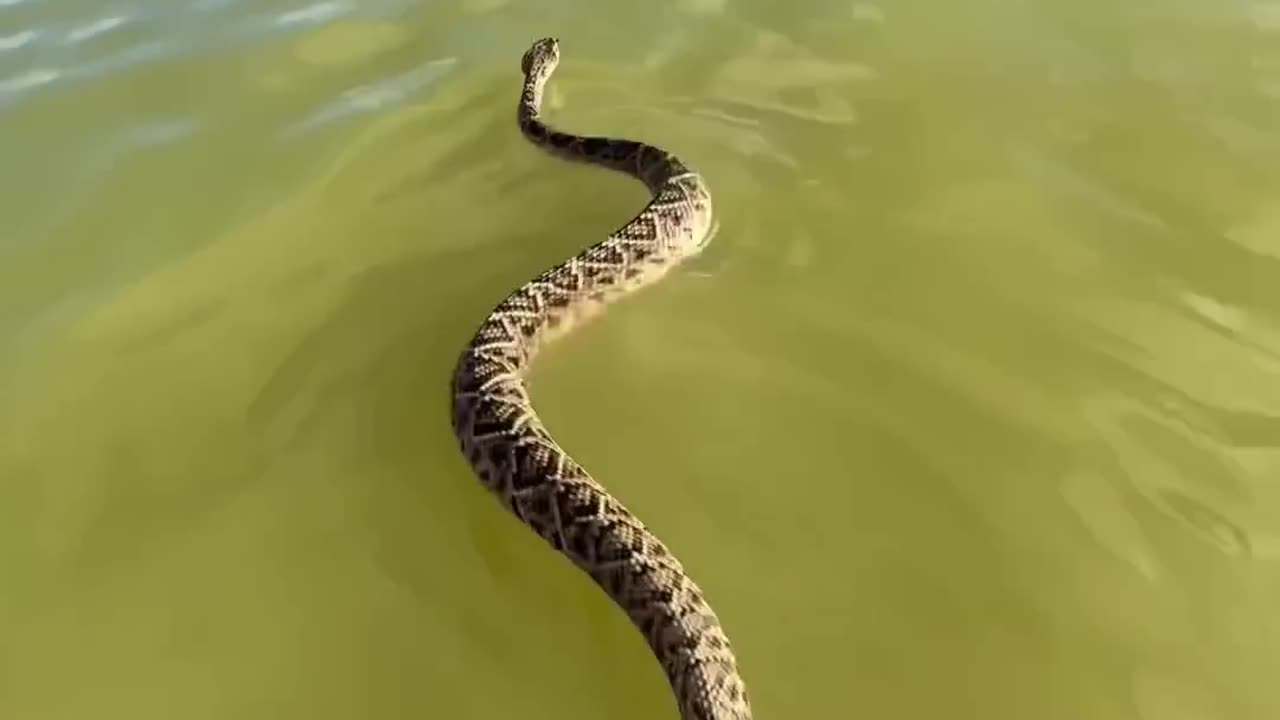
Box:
518 74 698 194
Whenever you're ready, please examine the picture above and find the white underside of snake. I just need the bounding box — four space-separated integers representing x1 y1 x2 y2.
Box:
449 38 752 720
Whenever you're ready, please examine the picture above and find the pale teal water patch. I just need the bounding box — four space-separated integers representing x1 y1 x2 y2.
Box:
2 0 1280 719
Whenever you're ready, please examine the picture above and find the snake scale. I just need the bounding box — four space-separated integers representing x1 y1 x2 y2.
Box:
449 38 752 720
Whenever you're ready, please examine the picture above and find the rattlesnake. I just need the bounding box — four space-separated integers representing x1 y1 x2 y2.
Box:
449 38 752 720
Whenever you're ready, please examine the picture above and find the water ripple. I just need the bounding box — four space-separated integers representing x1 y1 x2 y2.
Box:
189 0 240 10
0 67 57 95
0 0 422 115
66 38 178 82
63 16 129 45
0 29 39 52
280 56 458 138
222 0 406 55
124 117 200 148
275 1 349 27
0 38 182 109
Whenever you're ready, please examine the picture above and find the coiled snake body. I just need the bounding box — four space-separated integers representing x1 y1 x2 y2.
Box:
450 38 752 720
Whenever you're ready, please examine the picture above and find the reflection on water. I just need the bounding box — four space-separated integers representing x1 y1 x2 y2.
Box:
281 55 457 138
0 28 38 51
2 0 1279 719
64 15 129 44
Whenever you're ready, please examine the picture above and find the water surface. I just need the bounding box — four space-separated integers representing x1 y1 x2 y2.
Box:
2 1 1279 718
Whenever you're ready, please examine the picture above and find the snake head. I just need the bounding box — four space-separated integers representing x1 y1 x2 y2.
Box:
521 37 560 80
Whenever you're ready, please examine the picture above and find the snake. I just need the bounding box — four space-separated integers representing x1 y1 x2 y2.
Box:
449 38 752 720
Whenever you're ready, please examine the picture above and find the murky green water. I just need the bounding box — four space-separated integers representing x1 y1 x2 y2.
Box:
3 0 1279 718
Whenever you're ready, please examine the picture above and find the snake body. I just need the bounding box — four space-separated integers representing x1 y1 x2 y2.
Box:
449 38 751 720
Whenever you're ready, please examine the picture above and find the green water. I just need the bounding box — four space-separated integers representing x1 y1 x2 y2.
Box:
3 0 1280 717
